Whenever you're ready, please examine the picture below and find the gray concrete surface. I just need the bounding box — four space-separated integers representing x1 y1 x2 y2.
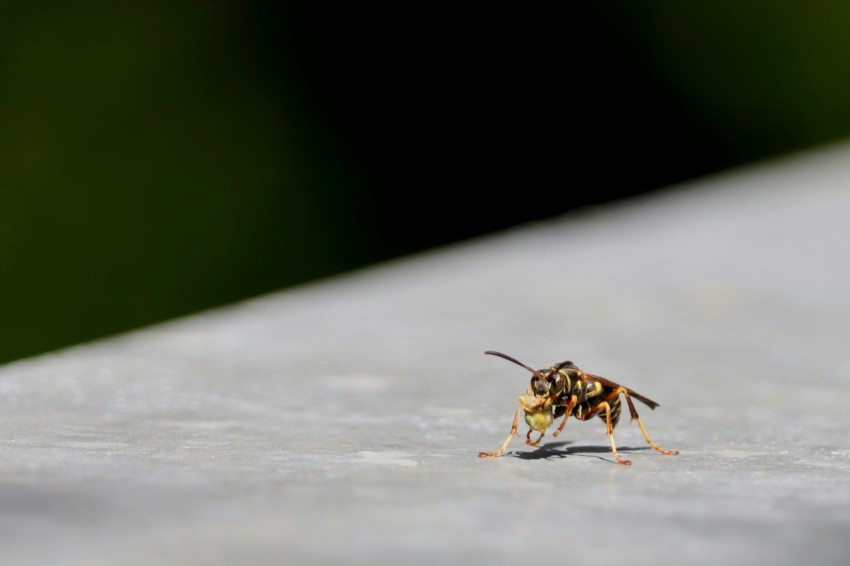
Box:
2 143 850 565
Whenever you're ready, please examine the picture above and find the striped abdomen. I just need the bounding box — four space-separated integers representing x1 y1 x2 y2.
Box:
572 393 622 429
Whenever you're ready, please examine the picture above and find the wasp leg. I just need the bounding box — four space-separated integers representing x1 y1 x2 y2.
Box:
479 405 521 458
526 429 545 446
583 386 678 460
572 399 630 465
573 387 632 465
552 394 577 438
599 401 631 465
622 393 679 456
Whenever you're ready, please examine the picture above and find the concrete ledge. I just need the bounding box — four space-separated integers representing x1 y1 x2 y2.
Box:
2 143 850 565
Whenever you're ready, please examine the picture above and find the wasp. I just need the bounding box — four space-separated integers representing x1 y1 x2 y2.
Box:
478 351 678 465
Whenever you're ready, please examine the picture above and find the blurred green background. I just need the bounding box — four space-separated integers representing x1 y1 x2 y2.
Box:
3 1 850 364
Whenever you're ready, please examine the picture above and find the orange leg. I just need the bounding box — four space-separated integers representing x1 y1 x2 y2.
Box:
480 387 534 458
580 387 678 461
622 394 679 456
552 394 577 438
479 406 522 458
526 429 545 446
599 401 631 465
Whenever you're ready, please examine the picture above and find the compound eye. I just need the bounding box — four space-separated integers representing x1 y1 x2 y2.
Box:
536 375 555 394
531 376 548 395
548 373 565 393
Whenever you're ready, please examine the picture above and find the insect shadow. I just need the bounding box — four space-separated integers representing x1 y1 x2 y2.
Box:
511 440 653 462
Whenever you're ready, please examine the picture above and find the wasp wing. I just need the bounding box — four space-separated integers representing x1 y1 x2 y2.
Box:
584 373 660 409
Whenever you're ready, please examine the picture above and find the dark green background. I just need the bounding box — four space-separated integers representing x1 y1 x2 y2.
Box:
3 2 850 363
